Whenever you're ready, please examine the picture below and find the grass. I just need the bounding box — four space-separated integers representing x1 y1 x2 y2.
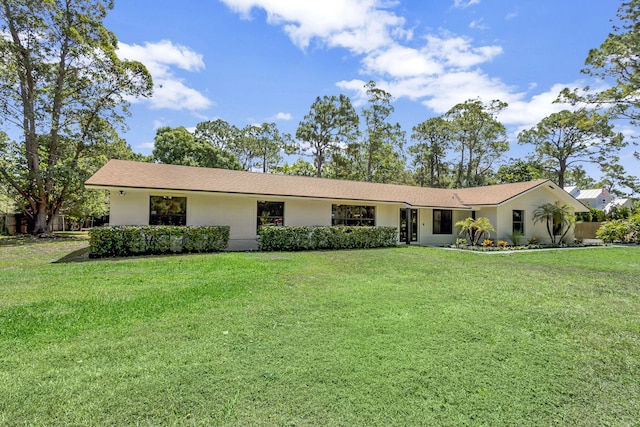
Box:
1 239 639 426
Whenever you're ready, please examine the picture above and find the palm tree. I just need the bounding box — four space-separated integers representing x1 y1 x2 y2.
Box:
455 217 477 244
532 202 574 245
455 216 495 245
472 217 496 245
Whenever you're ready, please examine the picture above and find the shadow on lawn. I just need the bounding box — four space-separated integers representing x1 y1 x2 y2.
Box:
53 246 90 263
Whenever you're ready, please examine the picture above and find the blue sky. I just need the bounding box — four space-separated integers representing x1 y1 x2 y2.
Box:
105 0 636 178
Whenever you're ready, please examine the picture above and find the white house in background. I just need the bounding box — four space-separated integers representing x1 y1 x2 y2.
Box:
564 186 632 213
86 160 588 251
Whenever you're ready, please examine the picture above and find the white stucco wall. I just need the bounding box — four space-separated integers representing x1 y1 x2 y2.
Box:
108 190 406 250
106 185 579 249
109 189 150 225
416 208 473 246
493 187 578 244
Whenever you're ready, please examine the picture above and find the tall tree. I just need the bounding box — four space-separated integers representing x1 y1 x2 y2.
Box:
153 126 200 167
152 126 242 170
347 81 406 183
296 94 359 178
560 1 640 161
578 0 640 127
563 165 597 189
445 99 509 188
194 120 291 172
249 123 293 173
597 162 640 196
193 119 239 151
495 158 544 184
517 109 625 188
272 158 316 177
0 0 152 235
409 117 451 187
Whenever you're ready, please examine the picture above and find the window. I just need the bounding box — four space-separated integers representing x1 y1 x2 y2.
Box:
512 210 524 234
332 205 375 226
257 201 284 229
433 209 452 234
149 196 187 225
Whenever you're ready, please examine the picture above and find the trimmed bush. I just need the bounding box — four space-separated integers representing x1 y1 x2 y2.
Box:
89 225 230 257
258 226 398 251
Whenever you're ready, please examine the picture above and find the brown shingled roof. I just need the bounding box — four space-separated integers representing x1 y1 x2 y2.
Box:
85 160 579 210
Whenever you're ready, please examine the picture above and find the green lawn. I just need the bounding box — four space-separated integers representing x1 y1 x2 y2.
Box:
1 239 639 426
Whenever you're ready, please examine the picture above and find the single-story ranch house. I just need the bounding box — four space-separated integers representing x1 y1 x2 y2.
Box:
85 160 589 251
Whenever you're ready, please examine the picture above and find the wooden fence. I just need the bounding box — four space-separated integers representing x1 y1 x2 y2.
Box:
574 222 602 239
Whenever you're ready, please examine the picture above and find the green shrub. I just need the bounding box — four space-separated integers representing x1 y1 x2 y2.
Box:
596 214 640 244
89 225 230 257
575 207 606 222
509 230 524 246
258 226 398 251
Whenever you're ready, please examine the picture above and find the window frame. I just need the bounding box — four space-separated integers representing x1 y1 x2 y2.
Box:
257 201 285 229
433 209 453 235
512 209 525 234
331 204 376 226
149 195 187 226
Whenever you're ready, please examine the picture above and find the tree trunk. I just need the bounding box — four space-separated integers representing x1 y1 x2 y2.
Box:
32 204 50 235
557 158 567 188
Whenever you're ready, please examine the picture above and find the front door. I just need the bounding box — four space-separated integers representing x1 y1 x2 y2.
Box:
400 209 417 243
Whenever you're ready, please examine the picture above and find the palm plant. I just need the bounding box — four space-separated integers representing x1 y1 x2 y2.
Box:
455 217 477 244
455 216 495 246
532 202 574 245
472 217 496 245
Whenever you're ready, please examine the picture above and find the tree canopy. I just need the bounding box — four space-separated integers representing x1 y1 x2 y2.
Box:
445 99 509 188
518 109 625 188
333 81 406 183
296 94 359 178
0 0 152 234
580 0 640 127
409 117 451 187
152 126 242 170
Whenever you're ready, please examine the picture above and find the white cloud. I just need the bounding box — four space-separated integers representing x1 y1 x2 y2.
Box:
454 0 480 8
499 83 574 130
505 11 518 20
219 0 406 53
362 44 444 77
148 79 212 111
117 40 212 111
118 39 205 73
137 141 155 151
223 0 587 144
469 19 489 30
152 119 166 129
424 35 502 69
268 112 293 121
336 79 370 106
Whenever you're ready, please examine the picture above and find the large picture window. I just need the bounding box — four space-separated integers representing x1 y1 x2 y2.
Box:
257 201 284 228
433 209 452 234
150 196 187 225
332 205 375 226
513 210 524 234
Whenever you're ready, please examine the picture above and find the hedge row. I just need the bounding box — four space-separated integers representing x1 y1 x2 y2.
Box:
258 225 398 251
89 225 230 257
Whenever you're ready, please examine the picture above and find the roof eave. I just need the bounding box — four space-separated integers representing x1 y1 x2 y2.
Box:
88 183 474 210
